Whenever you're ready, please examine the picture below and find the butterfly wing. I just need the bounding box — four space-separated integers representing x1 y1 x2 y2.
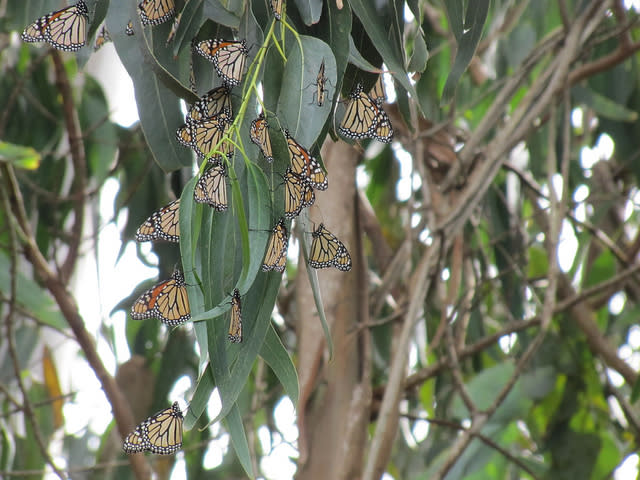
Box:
136 199 180 243
138 0 175 26
250 113 274 162
284 168 315 219
285 132 328 191
123 402 183 455
23 1 88 51
187 87 232 124
309 224 352 271
93 25 111 51
195 39 247 87
191 113 232 158
369 75 386 106
131 271 190 326
270 0 283 20
194 161 228 211
314 60 327 106
228 289 242 343
339 84 378 140
339 83 393 143
262 218 288 272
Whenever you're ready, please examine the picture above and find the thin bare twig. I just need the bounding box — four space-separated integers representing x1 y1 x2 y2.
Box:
0 171 67 480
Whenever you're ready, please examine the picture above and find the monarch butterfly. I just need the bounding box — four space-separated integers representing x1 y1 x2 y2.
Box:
369 75 386 106
136 199 180 243
194 160 228 211
312 60 328 107
93 25 111 51
186 87 232 125
250 112 273 163
339 83 393 143
22 1 88 52
165 12 181 45
283 168 315 219
262 218 289 273
309 224 352 272
176 110 232 158
194 39 248 87
138 0 175 26
228 289 242 343
270 0 283 20
123 402 183 455
125 20 134 36
131 270 191 326
284 130 328 191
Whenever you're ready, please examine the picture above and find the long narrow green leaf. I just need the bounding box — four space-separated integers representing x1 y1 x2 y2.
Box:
225 404 255 478
441 0 489 105
260 324 299 405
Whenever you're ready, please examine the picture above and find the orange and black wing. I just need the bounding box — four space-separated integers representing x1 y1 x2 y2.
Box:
250 112 273 163
262 218 288 273
135 199 180 243
309 224 352 271
22 1 88 51
194 39 248 87
283 168 315 219
194 160 228 211
130 271 191 326
123 402 183 455
285 131 327 191
228 289 243 343
138 0 175 26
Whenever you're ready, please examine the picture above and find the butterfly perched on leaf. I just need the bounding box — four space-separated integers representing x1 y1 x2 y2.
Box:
21 1 88 52
368 75 387 107
262 218 289 273
194 39 248 87
250 112 273 163
284 130 327 191
312 60 328 107
228 289 242 343
194 160 228 211
283 168 315 219
131 270 191 326
138 0 175 26
186 87 232 125
125 20 135 36
270 0 283 20
123 402 183 455
135 199 180 243
176 110 233 158
93 25 111 51
339 83 393 143
309 224 352 272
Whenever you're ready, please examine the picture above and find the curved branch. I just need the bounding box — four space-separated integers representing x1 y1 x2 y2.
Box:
50 51 86 284
2 164 151 480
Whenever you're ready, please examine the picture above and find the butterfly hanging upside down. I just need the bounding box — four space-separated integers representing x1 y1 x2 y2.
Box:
284 130 328 191
193 38 248 87
21 1 88 52
135 199 180 243
138 0 175 26
228 289 242 343
309 223 352 272
123 402 183 455
262 218 289 273
339 83 393 143
130 270 191 326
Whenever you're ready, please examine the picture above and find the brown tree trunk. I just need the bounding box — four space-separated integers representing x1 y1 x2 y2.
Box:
296 139 371 479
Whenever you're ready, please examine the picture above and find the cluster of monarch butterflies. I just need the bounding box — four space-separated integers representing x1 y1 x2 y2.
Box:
22 0 395 457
